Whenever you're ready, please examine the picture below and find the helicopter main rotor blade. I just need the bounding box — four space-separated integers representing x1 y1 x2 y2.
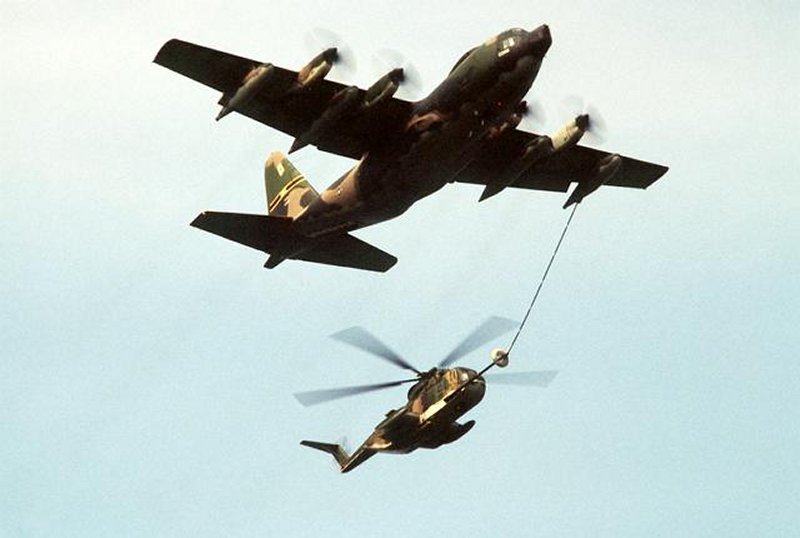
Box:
485 370 559 387
438 316 519 368
331 327 421 374
294 378 417 407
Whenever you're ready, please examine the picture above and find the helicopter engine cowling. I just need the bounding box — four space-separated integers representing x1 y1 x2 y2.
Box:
491 348 509 368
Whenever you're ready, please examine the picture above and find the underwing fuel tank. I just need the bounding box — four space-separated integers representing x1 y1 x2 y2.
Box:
216 63 275 121
563 153 622 208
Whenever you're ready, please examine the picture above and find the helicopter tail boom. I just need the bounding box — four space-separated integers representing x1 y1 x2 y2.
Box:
300 440 375 473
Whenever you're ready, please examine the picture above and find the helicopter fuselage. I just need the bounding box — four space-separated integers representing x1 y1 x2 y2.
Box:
328 367 486 472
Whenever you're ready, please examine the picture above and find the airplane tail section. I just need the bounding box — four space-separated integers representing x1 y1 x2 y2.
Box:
264 151 319 218
300 440 376 473
190 211 397 272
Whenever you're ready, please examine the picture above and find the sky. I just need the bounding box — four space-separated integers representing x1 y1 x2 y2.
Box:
2 1 799 536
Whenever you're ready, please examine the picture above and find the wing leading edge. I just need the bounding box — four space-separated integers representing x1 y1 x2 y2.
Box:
454 129 668 200
153 39 412 160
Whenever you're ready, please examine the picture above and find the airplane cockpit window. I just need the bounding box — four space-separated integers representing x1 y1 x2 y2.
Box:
498 36 517 57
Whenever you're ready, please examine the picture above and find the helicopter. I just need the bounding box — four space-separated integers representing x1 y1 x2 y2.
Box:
296 316 558 473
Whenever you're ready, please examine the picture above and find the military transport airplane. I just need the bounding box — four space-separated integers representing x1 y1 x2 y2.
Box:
154 25 668 272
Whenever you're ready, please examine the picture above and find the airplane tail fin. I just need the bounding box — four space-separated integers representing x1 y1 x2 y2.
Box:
300 440 376 473
264 151 319 218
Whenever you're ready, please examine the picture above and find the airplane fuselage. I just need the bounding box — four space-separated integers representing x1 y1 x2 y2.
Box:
293 26 552 237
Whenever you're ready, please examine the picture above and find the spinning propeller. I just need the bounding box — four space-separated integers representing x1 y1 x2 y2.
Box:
304 28 357 79
560 95 607 144
305 28 424 99
294 316 558 406
518 100 547 132
370 48 424 100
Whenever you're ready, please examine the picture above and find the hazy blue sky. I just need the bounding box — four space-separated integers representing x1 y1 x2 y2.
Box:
3 1 798 537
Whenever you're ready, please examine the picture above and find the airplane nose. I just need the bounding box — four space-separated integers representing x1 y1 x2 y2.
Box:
528 24 552 56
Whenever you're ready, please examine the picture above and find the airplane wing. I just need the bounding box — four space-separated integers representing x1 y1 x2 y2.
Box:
454 129 668 195
153 39 412 160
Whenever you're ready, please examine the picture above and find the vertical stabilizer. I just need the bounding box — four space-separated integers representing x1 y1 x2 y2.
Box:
264 151 319 218
300 440 376 473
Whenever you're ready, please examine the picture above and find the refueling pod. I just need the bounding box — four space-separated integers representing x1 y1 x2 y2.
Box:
563 153 623 208
216 63 275 121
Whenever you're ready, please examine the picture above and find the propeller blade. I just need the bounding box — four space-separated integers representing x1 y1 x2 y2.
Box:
294 378 417 406
304 27 356 78
560 94 585 118
584 103 607 144
331 327 421 374
371 48 423 99
438 316 519 368
560 95 606 145
485 370 559 387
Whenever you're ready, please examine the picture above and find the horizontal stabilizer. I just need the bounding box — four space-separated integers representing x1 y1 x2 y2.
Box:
191 211 299 252
190 211 397 272
295 233 397 272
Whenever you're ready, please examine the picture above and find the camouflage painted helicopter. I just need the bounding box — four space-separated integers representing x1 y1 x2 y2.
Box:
154 25 667 272
295 317 557 473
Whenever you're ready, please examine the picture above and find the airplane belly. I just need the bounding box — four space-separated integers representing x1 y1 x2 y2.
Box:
355 117 487 214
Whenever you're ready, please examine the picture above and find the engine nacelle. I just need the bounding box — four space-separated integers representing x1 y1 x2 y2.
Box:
290 86 362 153
364 69 404 108
296 48 338 88
486 101 528 141
491 348 510 368
216 63 275 121
563 153 622 208
550 114 590 152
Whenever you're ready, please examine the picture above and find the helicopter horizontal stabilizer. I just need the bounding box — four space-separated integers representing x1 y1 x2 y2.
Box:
300 440 376 473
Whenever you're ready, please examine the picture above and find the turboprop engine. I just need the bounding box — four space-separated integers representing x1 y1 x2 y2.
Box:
296 47 339 88
290 69 406 153
550 113 589 152
363 68 404 108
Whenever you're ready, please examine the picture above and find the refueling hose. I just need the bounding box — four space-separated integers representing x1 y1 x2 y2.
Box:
505 203 579 354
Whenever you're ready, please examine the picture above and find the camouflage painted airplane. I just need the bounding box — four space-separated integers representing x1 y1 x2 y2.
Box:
294 317 558 473
154 25 667 272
